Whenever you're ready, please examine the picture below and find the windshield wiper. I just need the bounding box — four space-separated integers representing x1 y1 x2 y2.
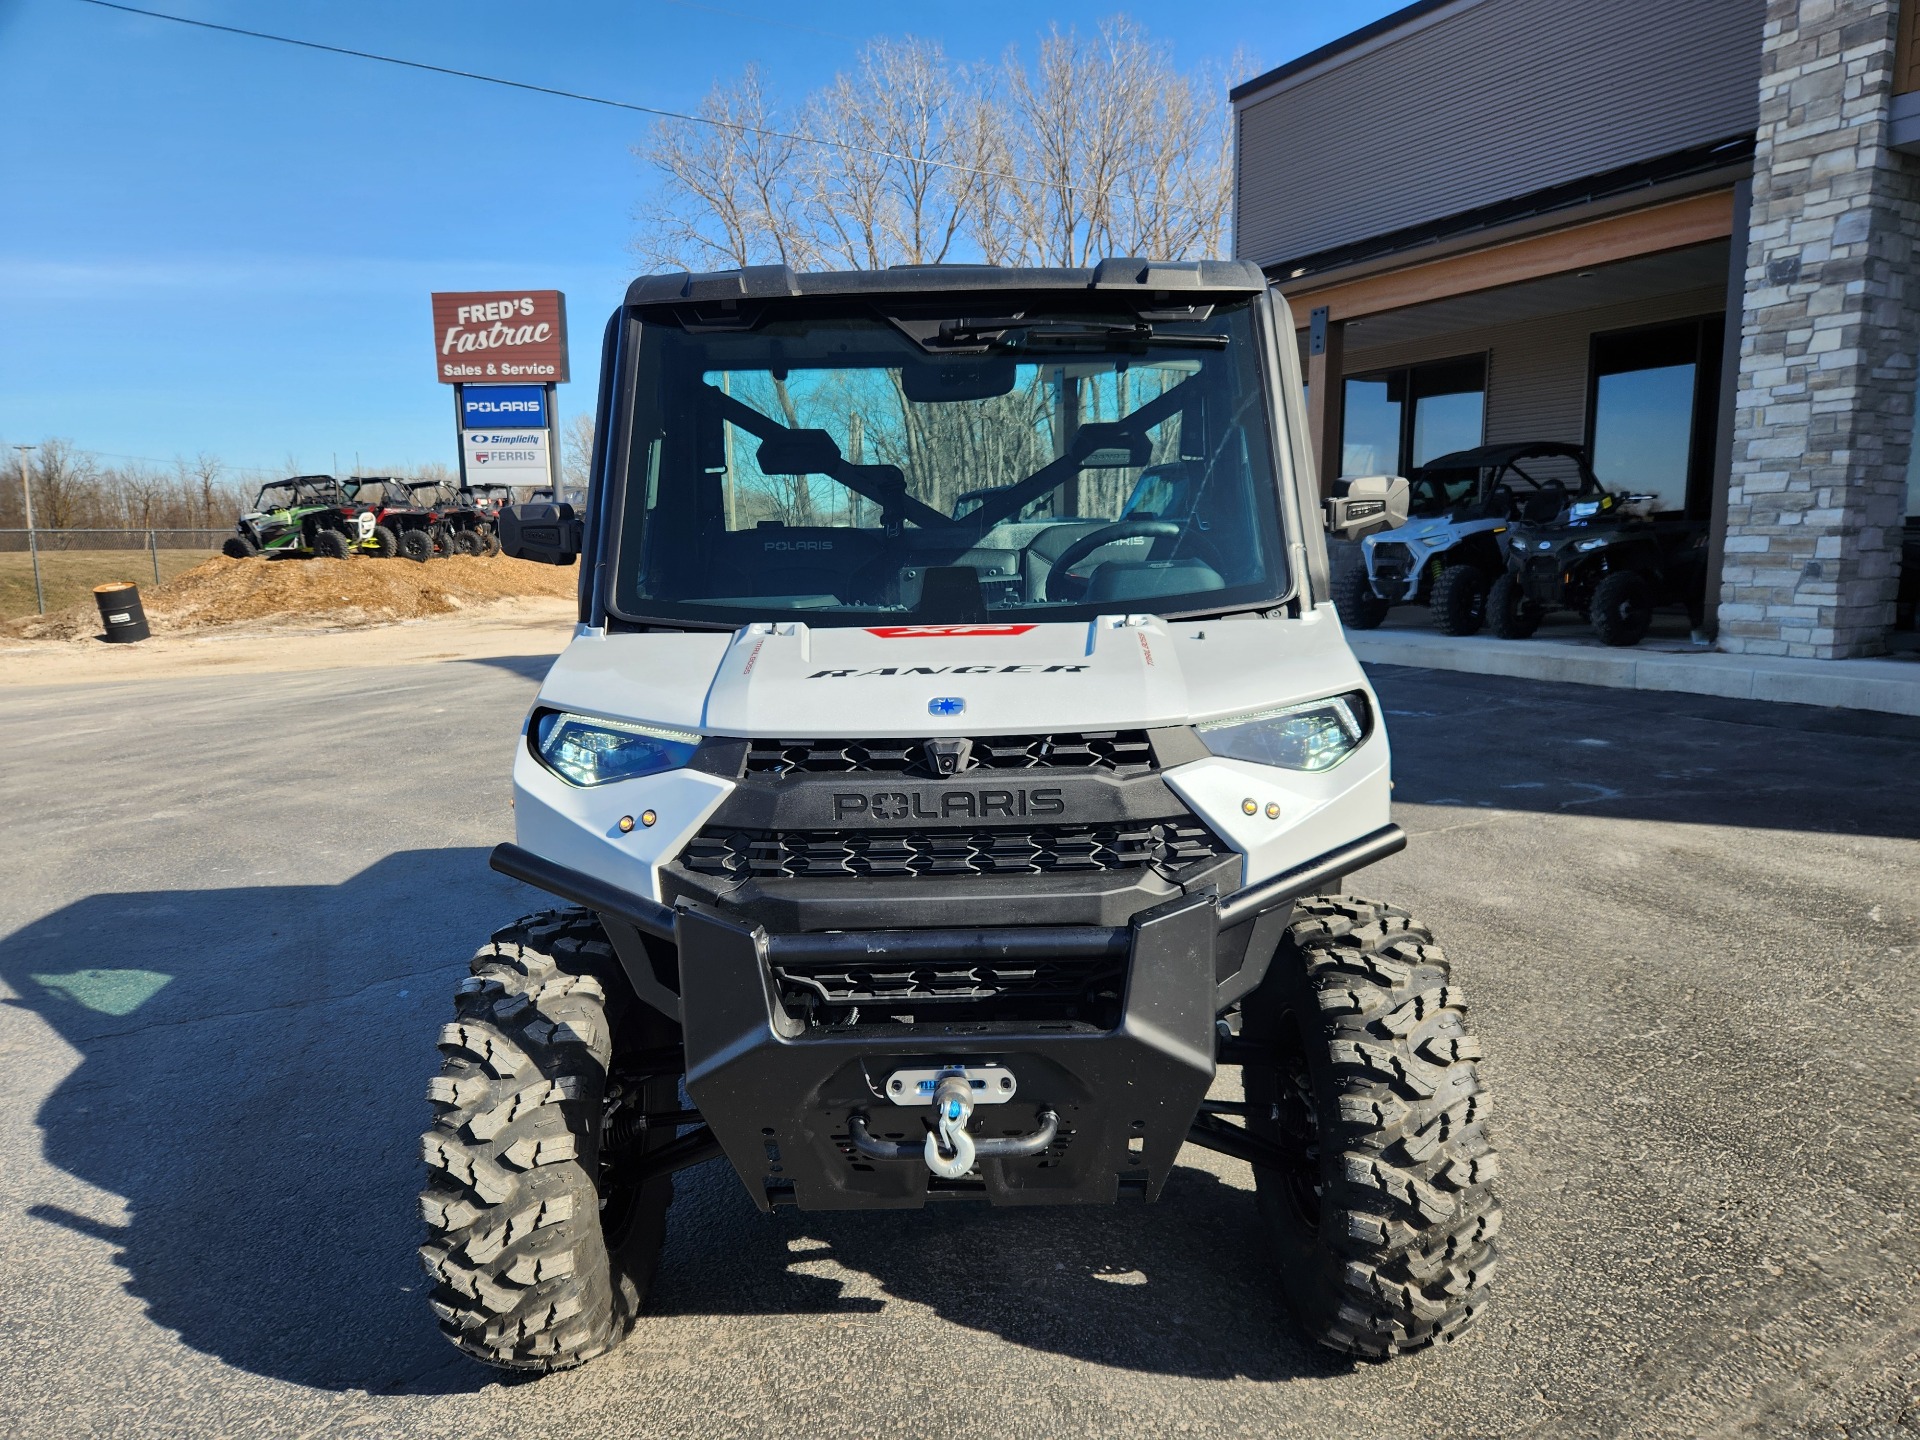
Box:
933 318 1228 351
1005 323 1227 351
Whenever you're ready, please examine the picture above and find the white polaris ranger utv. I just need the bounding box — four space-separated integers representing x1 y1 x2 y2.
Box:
421 259 1500 1371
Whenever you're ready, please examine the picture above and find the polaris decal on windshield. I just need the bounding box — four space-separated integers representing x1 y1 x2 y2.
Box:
809 664 1088 678
866 624 1037 638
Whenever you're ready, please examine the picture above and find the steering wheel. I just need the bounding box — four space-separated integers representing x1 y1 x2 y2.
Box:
1043 520 1184 602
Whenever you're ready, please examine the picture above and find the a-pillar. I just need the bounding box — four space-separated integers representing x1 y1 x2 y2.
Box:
1720 0 1920 658
1305 306 1345 497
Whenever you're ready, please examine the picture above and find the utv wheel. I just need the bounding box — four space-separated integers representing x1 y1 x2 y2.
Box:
420 909 682 1372
1242 896 1500 1358
1428 566 1489 637
1486 574 1541 640
482 531 502 558
455 530 486 556
369 525 399 559
398 529 433 562
1334 566 1391 631
1589 571 1654 647
314 529 352 560
433 529 458 558
221 536 258 559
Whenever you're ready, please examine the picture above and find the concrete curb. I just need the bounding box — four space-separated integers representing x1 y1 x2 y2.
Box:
1348 628 1920 717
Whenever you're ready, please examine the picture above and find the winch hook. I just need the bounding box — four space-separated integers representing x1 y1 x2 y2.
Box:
923 1074 976 1178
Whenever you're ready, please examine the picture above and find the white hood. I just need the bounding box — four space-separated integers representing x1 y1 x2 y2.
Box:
533 607 1368 737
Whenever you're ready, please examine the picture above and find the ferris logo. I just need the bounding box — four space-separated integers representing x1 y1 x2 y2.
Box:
866 624 1038 638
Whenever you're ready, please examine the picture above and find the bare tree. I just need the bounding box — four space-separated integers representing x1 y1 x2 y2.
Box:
633 66 817 271
119 464 167 530
633 19 1241 273
562 412 596 491
28 439 95 530
796 39 995 269
181 452 226 526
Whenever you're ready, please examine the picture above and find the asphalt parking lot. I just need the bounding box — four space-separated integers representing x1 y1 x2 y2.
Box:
1 653 1916 1439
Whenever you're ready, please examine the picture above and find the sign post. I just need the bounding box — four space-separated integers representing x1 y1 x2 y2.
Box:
430 289 568 496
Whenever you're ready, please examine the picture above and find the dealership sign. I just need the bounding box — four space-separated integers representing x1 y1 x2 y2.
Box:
431 290 569 383
462 429 552 486
461 384 547 428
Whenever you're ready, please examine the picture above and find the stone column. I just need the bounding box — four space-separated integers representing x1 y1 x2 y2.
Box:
1720 0 1920 659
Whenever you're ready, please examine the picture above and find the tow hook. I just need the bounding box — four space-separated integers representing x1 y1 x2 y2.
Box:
924 1075 977 1179
848 1063 1060 1174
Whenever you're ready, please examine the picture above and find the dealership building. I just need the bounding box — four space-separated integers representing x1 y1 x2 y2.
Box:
1234 0 1920 658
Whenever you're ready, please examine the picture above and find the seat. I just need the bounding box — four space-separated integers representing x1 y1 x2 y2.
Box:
1520 481 1568 524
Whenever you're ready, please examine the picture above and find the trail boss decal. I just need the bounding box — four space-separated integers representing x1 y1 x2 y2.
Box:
810 664 1087 678
832 787 1065 821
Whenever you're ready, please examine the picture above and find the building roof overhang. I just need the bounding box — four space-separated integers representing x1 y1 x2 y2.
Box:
1265 136 1753 295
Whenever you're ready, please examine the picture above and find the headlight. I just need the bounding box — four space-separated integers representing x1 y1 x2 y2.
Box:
532 710 701 787
1575 536 1608 551
1196 691 1371 772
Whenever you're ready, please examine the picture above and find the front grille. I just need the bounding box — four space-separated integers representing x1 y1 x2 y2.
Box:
678 817 1222 881
743 730 1156 779
1371 541 1413 579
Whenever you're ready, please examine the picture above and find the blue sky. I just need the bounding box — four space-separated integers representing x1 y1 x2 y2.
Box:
0 0 1401 474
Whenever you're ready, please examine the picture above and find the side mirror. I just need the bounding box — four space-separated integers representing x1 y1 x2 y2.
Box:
497 502 582 566
1324 474 1409 540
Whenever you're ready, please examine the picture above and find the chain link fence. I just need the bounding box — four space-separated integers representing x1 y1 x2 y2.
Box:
1 528 229 615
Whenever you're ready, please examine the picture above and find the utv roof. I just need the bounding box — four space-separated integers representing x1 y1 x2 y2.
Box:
624 258 1268 307
1417 441 1590 471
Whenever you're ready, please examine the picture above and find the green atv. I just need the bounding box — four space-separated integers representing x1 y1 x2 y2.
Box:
223 476 367 560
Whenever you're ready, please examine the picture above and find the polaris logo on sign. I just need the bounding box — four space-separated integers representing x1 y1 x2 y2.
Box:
461 385 547 428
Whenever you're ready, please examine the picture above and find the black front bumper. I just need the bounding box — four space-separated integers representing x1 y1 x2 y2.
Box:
489 824 1405 1211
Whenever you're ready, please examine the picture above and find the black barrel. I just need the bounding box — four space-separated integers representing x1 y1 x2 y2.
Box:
93 582 151 643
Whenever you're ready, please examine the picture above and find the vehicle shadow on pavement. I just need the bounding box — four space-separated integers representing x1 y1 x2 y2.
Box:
652 1161 1347 1381
457 653 563 683
2 850 513 1397
5 851 1339 1392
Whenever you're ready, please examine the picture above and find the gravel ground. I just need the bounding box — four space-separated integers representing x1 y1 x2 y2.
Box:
0 654 1914 1439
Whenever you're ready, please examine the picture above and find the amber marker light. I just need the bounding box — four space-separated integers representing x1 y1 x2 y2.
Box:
641 810 658 828
1241 798 1257 815
618 815 636 833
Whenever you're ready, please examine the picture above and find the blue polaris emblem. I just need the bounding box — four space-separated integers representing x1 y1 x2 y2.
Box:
928 697 966 717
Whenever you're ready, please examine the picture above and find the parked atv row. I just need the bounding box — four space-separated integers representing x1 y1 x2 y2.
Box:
1333 441 1707 648
221 475 505 562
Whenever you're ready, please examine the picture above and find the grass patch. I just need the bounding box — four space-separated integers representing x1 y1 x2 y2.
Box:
0 549 214 621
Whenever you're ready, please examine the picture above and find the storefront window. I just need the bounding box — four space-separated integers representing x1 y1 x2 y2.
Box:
1342 375 1402 475
1589 318 1722 515
1343 355 1485 476
1411 358 1487 466
1907 370 1920 517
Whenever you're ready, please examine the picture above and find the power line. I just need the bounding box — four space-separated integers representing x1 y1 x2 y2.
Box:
73 0 1061 191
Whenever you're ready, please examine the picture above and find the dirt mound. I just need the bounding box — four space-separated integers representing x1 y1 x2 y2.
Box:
5 554 578 641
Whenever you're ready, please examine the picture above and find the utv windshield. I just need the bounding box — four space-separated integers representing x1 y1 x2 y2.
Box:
253 481 330 509
609 300 1290 628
